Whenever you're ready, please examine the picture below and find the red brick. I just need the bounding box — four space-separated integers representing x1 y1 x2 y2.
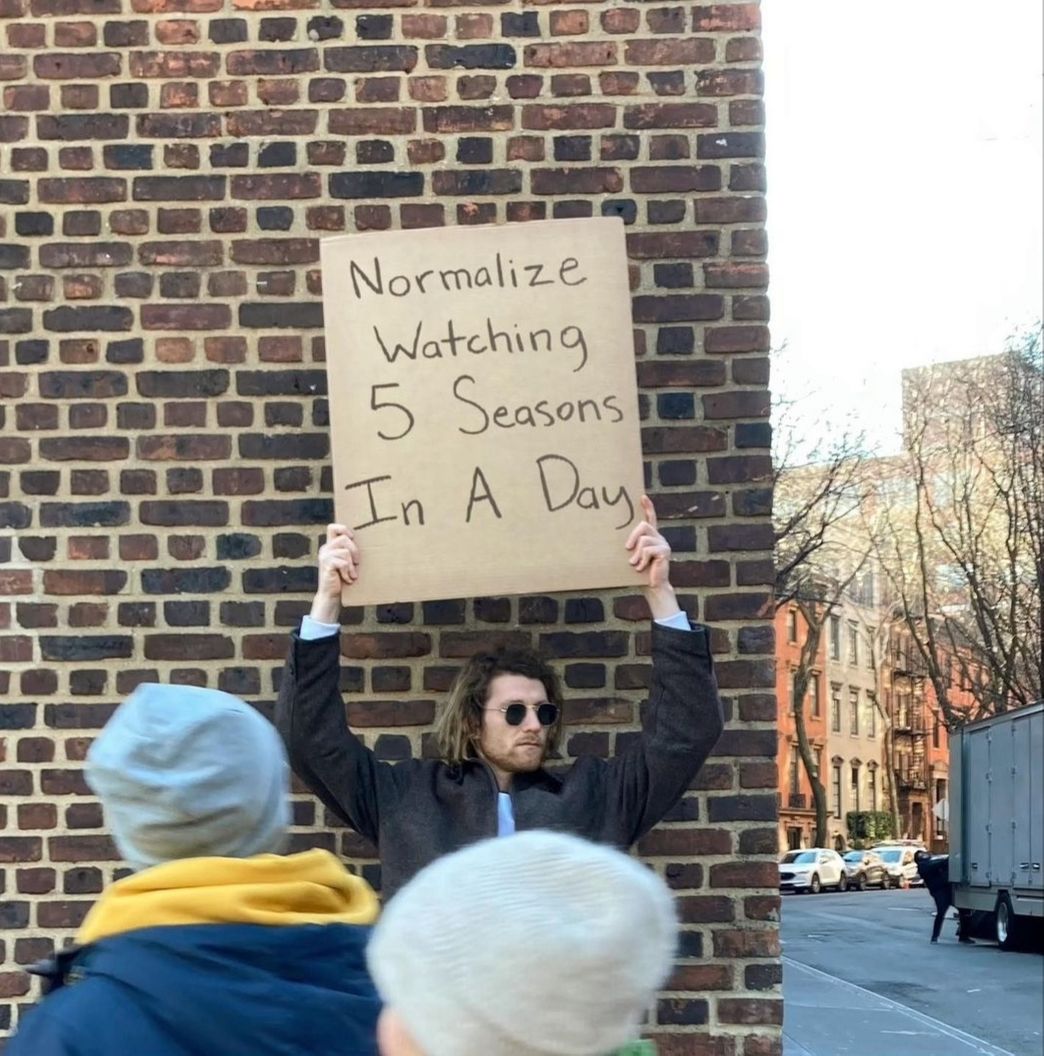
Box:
713 929 781 959
34 52 122 79
667 963 733 991
709 861 779 888
402 14 446 37
638 827 732 856
600 9 638 33
694 4 761 32
677 896 735 923
626 38 716 66
549 10 587 34
522 103 615 130
455 12 492 37
524 41 615 67
4 85 50 110
155 18 201 44
718 999 783 1026
727 37 763 63
330 107 415 135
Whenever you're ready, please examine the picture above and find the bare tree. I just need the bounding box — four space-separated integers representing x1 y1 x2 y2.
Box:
773 409 871 609
872 326 1043 724
774 388 875 845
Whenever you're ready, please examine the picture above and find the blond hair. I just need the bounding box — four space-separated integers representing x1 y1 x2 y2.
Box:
434 648 564 767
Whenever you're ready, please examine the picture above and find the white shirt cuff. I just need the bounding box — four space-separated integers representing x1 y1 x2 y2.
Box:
300 615 340 640
654 611 692 632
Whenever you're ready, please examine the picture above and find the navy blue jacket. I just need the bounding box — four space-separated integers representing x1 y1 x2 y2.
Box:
6 922 380 1056
917 855 950 899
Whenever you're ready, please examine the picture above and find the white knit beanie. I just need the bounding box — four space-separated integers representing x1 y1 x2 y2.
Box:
367 831 677 1056
86 683 289 872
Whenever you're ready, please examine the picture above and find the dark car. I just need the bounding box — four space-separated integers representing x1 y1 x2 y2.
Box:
842 849 889 890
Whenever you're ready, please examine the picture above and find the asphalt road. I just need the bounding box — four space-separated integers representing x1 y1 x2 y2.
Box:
781 887 1044 1056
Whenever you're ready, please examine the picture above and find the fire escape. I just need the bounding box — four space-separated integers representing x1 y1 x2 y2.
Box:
889 636 930 836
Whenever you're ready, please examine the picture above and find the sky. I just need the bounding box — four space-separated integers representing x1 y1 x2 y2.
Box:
762 1 1043 455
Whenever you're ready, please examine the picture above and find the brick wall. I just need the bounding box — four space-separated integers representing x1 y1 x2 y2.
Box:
0 1 777 1051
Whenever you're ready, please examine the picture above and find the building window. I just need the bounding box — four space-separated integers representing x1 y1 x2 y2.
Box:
787 609 798 643
814 747 823 781
849 688 860 735
848 622 859 665
868 767 878 811
865 628 876 669
866 693 877 737
832 764 843 818
789 746 800 795
831 685 842 732
809 673 821 718
934 778 947 836
896 689 910 730
850 763 861 812
932 718 941 749
829 615 841 660
790 673 799 714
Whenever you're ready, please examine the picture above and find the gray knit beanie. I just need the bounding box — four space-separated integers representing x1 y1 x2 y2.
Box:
367 831 677 1056
86 683 289 872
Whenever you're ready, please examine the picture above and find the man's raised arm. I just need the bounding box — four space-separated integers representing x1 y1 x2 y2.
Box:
606 497 725 844
275 524 390 845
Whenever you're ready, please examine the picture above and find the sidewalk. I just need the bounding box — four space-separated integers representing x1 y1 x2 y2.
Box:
782 957 1017 1056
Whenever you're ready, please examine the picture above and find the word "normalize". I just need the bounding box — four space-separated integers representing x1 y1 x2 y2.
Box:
346 253 588 300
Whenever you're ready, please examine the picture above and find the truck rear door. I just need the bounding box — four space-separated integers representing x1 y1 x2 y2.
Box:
966 725 992 887
1013 707 1043 892
990 720 1016 889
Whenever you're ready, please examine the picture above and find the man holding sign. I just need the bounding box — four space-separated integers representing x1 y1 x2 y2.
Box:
276 496 723 899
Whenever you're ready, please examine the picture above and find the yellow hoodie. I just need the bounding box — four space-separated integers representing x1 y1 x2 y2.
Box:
77 849 379 945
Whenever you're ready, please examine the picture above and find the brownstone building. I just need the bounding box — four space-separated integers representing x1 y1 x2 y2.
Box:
0 3 777 1051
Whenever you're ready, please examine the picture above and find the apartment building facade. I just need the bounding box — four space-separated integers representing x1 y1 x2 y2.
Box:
822 586 888 851
776 585 953 854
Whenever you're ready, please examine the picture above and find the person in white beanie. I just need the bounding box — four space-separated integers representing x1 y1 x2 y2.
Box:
278 496 724 899
7 683 382 1056
366 830 677 1056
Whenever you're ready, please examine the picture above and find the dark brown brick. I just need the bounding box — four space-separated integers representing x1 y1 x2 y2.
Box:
34 52 122 79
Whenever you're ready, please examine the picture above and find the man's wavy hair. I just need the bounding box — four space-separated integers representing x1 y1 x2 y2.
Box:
434 647 564 767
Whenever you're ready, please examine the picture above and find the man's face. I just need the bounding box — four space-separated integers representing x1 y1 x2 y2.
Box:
477 673 552 779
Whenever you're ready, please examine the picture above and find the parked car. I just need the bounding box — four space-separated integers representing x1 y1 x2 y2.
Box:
874 845 921 887
841 850 889 890
779 849 848 894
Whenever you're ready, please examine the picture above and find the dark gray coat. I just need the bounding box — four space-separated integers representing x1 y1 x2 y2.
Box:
276 621 724 898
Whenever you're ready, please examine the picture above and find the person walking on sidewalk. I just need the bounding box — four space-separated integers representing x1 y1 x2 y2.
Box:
276 495 724 899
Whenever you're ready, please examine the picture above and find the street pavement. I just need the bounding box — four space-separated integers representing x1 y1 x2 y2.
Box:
781 887 1044 1056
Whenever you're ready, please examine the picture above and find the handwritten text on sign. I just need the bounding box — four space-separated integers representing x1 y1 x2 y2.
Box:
319 218 646 605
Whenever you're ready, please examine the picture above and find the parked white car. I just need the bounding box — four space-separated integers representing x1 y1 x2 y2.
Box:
779 848 848 894
873 845 921 887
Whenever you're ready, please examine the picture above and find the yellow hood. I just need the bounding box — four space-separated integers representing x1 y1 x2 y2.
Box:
78 849 379 946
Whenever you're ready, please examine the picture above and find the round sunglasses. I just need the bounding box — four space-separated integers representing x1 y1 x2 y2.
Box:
485 702 559 727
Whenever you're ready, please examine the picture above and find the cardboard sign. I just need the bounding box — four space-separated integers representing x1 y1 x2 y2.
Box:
320 217 646 605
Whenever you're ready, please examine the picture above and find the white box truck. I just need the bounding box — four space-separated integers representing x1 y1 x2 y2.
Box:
948 700 1043 949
